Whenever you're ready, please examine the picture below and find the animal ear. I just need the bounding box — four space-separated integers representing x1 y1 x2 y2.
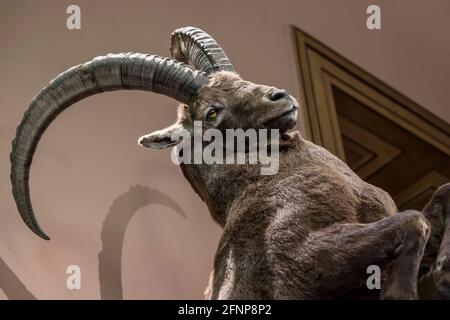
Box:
138 123 184 149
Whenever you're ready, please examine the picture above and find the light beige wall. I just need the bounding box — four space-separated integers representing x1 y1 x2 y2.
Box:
0 0 448 299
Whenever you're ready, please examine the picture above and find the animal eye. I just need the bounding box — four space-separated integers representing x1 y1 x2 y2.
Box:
206 108 218 121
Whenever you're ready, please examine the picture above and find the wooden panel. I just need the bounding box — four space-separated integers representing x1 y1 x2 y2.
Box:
332 86 450 210
292 26 450 212
338 115 401 180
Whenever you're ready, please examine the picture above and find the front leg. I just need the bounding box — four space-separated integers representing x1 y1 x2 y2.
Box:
420 183 450 298
208 210 429 299
208 224 276 299
298 210 430 299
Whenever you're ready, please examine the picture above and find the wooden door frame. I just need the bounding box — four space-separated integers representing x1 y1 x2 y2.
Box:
291 26 450 162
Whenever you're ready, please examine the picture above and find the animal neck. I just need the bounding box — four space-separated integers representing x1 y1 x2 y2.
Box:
180 131 303 226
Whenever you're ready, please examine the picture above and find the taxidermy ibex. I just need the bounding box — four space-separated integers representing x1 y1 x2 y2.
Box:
10 27 450 299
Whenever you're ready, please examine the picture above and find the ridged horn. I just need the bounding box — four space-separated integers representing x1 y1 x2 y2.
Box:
170 26 234 74
10 53 208 240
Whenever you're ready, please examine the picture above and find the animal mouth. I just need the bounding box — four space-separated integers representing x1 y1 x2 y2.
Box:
264 104 298 127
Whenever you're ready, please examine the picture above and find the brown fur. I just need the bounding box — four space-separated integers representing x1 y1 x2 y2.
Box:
139 71 450 299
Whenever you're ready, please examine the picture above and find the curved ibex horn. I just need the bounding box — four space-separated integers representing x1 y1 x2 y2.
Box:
10 53 208 240
170 26 234 74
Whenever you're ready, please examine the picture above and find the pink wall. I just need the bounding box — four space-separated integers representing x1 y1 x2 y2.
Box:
0 0 448 299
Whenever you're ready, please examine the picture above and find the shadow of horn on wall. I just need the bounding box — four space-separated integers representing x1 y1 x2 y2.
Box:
98 185 186 300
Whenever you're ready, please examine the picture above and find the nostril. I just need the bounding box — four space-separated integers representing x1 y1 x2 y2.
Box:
270 90 287 101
